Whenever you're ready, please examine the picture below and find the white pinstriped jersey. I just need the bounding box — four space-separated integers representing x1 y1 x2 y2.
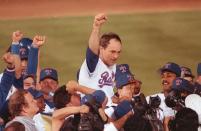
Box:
79 58 116 99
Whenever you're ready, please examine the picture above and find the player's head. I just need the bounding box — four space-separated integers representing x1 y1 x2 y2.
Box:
27 88 45 113
172 78 194 99
99 32 122 66
180 66 194 84
115 64 134 100
8 90 39 118
159 62 181 93
39 68 59 97
19 38 32 75
53 85 81 109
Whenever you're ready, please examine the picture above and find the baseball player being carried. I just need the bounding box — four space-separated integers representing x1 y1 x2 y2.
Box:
78 13 122 105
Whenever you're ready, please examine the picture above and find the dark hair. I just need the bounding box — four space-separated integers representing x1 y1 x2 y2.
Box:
124 115 152 131
53 85 71 109
169 107 199 131
100 32 121 49
4 121 25 131
60 114 81 131
8 90 29 118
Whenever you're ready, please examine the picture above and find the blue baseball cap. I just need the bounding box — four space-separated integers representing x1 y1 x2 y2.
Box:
27 88 43 99
180 66 194 78
172 78 194 93
197 63 201 76
40 68 58 82
159 62 181 77
115 64 134 89
92 90 106 105
19 38 32 60
81 94 94 105
114 100 134 119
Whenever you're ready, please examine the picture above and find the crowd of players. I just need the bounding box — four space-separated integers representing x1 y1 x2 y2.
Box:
0 13 201 131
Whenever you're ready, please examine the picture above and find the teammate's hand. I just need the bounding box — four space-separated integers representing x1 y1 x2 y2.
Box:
66 80 78 94
32 35 46 48
12 30 23 43
93 13 107 29
2 52 14 65
98 108 108 122
79 105 90 114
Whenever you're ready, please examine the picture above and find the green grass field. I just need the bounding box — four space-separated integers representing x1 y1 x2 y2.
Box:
1 10 201 95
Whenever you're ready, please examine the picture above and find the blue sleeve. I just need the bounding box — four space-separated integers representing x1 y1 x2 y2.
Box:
0 100 9 123
86 47 99 73
0 69 15 110
13 76 23 89
27 46 39 76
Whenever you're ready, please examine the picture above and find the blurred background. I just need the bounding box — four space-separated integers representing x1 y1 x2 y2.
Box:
0 0 201 95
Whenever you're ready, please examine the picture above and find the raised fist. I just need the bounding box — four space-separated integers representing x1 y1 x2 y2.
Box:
93 13 107 28
12 30 23 43
2 52 14 65
32 35 46 48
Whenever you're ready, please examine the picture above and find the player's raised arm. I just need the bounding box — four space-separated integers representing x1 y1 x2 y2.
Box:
89 13 107 55
11 30 23 79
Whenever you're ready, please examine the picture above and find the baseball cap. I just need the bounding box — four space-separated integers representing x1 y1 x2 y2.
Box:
23 73 36 81
27 88 43 99
159 62 181 77
19 38 32 60
115 64 135 89
172 78 194 93
180 66 194 78
92 90 106 105
81 94 94 105
197 63 201 76
40 68 58 82
81 90 106 105
114 100 134 119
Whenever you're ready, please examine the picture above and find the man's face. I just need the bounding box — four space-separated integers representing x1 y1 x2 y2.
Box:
21 59 28 75
118 84 133 100
23 77 35 90
131 80 141 95
40 78 58 95
23 93 39 116
36 96 46 113
161 71 177 92
100 39 122 66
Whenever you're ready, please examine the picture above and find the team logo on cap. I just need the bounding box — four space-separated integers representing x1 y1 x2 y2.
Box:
119 65 127 73
45 69 52 75
176 79 182 86
19 48 27 55
164 63 171 69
